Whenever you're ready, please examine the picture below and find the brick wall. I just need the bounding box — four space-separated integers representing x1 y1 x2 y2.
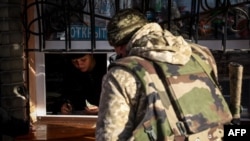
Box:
0 0 28 140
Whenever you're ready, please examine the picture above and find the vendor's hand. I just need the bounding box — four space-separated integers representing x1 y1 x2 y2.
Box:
84 106 99 115
61 103 72 114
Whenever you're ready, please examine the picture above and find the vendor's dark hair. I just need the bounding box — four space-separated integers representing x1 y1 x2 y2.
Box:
66 54 88 60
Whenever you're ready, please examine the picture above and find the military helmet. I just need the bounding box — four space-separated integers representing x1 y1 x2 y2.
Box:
107 8 148 47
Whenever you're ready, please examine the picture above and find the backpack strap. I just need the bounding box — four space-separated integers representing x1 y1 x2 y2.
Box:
130 58 187 137
141 60 188 141
191 53 220 87
143 121 157 141
189 43 220 87
151 62 188 136
111 56 186 140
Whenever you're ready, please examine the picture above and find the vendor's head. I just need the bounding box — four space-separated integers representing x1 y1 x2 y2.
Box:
107 8 148 58
67 54 95 72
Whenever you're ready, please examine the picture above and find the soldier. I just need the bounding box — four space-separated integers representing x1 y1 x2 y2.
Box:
96 8 231 141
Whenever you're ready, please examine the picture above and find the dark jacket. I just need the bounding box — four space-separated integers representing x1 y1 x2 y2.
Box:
57 54 106 112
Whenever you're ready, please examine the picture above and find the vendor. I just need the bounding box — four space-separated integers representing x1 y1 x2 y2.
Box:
53 53 106 115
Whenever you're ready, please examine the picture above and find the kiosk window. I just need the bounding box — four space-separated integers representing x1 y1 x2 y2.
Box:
45 53 107 115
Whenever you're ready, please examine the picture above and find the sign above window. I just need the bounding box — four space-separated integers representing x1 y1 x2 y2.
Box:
56 25 107 41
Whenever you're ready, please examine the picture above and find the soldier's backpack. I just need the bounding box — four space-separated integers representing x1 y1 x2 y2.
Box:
111 45 232 141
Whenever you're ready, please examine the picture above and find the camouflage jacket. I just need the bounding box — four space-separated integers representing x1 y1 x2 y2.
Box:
95 23 230 141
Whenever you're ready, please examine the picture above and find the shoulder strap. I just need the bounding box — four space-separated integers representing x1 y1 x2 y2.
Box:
111 56 184 138
191 53 220 87
142 61 185 136
189 42 220 86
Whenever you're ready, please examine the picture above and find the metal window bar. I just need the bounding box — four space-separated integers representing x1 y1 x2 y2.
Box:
22 0 250 53
23 0 117 53
195 0 250 53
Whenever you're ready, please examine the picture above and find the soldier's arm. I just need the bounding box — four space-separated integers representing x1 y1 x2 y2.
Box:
96 66 138 141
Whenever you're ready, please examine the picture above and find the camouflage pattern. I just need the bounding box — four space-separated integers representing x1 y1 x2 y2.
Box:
127 23 192 66
107 9 148 46
96 67 146 141
108 54 231 141
96 22 232 141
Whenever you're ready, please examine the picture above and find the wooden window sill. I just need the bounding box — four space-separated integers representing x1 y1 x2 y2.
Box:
15 116 96 141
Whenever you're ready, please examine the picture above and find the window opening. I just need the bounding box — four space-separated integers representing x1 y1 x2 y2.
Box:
21 0 250 117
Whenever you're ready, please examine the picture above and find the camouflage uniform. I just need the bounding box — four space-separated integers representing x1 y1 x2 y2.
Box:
96 23 230 141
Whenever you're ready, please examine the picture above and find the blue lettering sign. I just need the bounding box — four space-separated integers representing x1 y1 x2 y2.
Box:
70 25 107 40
